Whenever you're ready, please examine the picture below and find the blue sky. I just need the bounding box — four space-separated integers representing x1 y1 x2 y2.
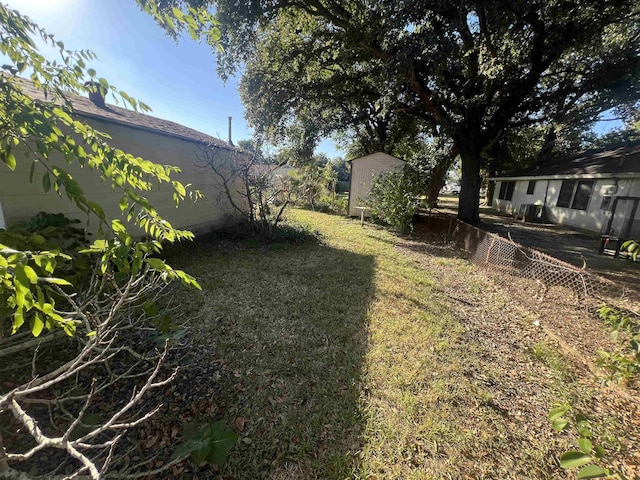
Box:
5 0 342 157
5 0 621 156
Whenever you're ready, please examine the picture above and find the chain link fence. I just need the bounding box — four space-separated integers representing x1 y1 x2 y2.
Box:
417 213 639 315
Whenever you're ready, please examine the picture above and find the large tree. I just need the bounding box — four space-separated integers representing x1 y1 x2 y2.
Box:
157 0 640 223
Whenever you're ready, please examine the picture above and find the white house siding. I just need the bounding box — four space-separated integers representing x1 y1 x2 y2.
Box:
493 177 640 234
0 118 240 237
492 180 540 215
348 152 405 217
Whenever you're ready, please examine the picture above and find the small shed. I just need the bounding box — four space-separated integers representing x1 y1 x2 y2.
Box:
348 152 406 216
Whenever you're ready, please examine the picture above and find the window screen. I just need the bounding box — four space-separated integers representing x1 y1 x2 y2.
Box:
498 181 515 200
557 180 576 208
505 182 515 200
498 182 508 200
571 181 594 210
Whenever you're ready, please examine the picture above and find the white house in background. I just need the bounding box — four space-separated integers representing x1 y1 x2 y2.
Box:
0 77 245 236
489 142 640 237
348 152 405 217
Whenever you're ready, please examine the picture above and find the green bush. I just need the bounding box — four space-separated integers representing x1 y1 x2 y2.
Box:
334 195 348 215
0 212 92 287
0 211 89 251
596 305 640 385
367 163 429 233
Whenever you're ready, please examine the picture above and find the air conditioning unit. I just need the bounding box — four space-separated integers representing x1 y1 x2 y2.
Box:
600 185 617 196
519 204 544 222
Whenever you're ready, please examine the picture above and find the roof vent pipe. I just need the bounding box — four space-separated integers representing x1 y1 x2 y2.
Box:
618 148 628 168
84 81 106 108
228 116 233 146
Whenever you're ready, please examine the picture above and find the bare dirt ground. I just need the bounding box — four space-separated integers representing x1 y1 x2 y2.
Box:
396 231 640 479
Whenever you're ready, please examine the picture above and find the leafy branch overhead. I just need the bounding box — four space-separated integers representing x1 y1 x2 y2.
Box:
160 0 640 223
0 4 205 340
0 4 235 480
134 0 222 50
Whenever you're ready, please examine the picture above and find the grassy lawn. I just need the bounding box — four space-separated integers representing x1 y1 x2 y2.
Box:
168 209 637 479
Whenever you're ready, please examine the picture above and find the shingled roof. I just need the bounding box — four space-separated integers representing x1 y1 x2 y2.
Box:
495 141 640 179
12 76 237 151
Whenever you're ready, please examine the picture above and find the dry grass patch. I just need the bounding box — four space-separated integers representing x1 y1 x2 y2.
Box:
166 210 638 479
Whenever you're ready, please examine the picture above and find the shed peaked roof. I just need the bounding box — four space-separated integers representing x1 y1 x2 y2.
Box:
348 152 406 163
12 76 236 151
495 141 640 179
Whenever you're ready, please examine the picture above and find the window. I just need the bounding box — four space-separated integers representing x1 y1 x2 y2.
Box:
556 180 576 208
498 182 507 199
498 181 515 201
556 180 595 210
572 181 594 210
526 180 536 195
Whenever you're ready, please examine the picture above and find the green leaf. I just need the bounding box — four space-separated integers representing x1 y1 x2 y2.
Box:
86 201 106 222
24 265 38 284
12 308 25 334
3 152 17 170
578 438 592 455
111 219 127 235
552 418 569 431
145 258 168 271
52 107 73 124
172 6 184 19
549 405 571 421
174 181 186 196
575 414 590 428
31 312 45 337
203 421 238 465
560 451 593 469
40 277 73 286
577 465 608 479
593 446 606 459
172 421 237 465
43 172 51 192
30 234 46 245
578 427 592 438
143 300 158 316
13 265 31 309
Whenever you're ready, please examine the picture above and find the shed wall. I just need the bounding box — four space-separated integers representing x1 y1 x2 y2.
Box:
348 153 405 216
0 118 241 237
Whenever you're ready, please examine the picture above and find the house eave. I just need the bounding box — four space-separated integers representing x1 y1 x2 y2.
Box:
488 172 640 181
75 111 239 153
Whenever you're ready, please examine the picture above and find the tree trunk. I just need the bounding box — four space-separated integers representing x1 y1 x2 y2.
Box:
427 145 460 205
485 178 495 206
457 147 482 224
426 163 447 205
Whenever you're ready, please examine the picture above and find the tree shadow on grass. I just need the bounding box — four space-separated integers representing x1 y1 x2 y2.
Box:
168 238 375 479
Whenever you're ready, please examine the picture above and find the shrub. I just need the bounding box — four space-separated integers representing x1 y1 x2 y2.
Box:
367 162 430 233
